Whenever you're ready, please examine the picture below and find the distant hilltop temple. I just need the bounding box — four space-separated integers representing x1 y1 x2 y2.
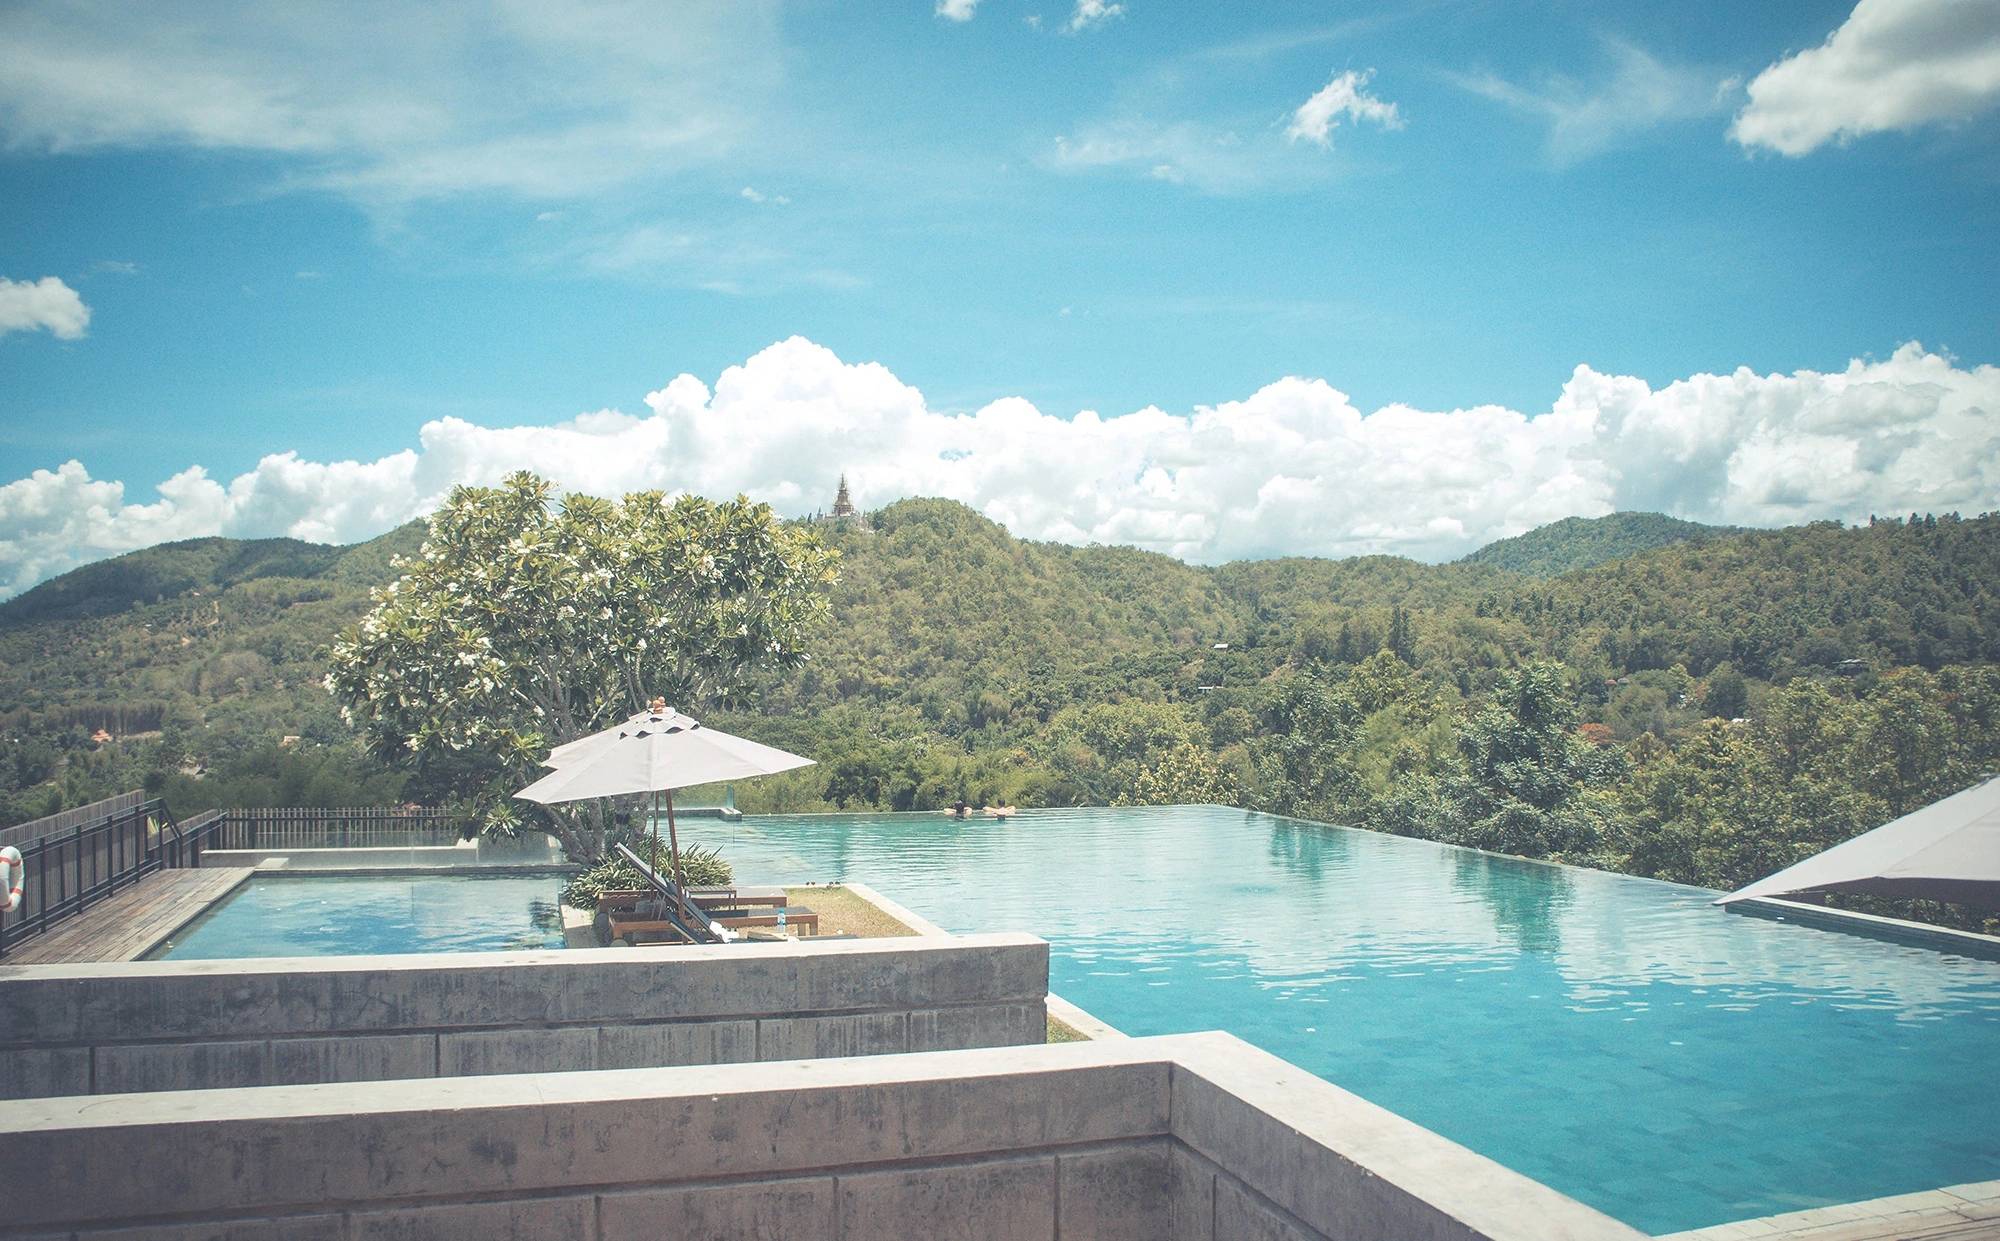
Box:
813 473 873 531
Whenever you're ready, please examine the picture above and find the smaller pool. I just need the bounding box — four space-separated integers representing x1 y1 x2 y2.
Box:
152 872 567 959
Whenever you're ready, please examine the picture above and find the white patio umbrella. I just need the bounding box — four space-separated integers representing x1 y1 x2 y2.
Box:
515 701 813 900
1717 774 2000 911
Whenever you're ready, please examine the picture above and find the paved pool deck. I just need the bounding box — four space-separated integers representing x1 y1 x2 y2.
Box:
1658 1180 2000 1240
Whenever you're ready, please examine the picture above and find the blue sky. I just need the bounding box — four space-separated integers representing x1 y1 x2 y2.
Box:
1 0 1998 594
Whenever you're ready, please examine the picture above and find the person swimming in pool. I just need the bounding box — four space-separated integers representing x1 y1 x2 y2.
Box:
948 799 971 819
982 803 1017 820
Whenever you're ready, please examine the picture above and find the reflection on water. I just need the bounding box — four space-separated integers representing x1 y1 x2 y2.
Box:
1264 818 1351 883
1449 849 1572 954
708 805 2000 1235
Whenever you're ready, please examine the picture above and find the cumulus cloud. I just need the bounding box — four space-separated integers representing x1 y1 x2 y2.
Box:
1454 40 1732 165
1732 0 2000 155
1067 0 1124 33
0 1 779 207
1285 70 1402 147
935 0 978 21
3 338 1997 598
0 275 90 339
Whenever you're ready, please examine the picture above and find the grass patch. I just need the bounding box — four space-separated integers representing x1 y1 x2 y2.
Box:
783 884 918 938
1047 1014 1088 1043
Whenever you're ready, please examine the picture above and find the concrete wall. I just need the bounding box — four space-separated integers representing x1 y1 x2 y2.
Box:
0 933 1047 1099
0 1033 1646 1241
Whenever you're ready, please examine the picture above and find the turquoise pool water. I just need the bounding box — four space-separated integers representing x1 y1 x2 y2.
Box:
703 805 2000 1234
154 873 566 959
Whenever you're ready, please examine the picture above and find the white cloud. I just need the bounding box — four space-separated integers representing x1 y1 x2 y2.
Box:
936 0 979 21
0 275 90 339
1455 40 1733 165
1068 0 1124 33
1285 69 1402 147
5 338 1997 598
1050 119 1316 193
0 2 781 207
1732 0 2000 155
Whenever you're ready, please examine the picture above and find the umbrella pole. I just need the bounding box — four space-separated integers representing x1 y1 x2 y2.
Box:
664 787 688 910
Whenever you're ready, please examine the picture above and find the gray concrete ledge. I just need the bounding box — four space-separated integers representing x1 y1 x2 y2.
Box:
0 933 1049 1097
0 1032 1644 1241
1047 992 1127 1040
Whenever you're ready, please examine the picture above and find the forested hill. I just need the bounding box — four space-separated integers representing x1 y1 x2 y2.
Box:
0 522 426 625
1459 512 1737 576
3 499 1997 845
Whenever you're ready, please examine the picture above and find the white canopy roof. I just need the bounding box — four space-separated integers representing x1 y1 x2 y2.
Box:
515 708 813 804
1717 775 2000 911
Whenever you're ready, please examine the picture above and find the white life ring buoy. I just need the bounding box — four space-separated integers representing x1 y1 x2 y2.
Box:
0 845 22 913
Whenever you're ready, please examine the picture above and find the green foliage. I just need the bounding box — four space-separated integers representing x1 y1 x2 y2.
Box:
1037 700 1230 806
559 838 734 910
1702 664 1749 719
326 472 838 860
1460 512 1738 577
1609 666 2000 898
1435 662 1617 859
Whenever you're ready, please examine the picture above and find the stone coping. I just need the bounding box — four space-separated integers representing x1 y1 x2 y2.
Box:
0 926 1041 984
1046 992 1127 1039
840 879 952 936
832 881 1128 1042
0 1031 1646 1241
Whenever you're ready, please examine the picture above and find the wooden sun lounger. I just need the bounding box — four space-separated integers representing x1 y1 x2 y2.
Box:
611 844 730 944
710 906 820 936
604 904 819 943
602 913 694 945
687 885 788 910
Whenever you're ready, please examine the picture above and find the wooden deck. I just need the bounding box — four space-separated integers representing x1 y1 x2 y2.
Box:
1659 1180 2000 1240
0 867 255 965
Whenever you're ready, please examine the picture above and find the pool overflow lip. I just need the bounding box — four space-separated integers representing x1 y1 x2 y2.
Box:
1725 895 2000 961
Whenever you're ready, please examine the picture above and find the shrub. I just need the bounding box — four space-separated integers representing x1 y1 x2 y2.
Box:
560 839 734 909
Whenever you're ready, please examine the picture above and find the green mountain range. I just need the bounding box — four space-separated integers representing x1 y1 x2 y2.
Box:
3 503 1996 833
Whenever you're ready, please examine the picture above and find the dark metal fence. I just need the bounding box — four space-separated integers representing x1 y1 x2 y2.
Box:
208 806 467 851
0 798 225 959
0 799 472 958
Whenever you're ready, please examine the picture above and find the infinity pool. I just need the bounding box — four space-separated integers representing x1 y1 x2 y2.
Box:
154 872 566 959
704 805 2000 1234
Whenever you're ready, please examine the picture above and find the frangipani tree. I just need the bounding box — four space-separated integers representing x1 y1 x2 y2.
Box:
326 472 836 860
